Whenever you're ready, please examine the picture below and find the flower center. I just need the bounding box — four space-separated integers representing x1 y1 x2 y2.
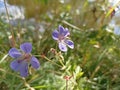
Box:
23 53 31 62
17 60 22 63
58 34 64 41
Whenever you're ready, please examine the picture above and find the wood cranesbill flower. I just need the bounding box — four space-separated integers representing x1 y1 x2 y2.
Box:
8 42 40 77
52 25 74 52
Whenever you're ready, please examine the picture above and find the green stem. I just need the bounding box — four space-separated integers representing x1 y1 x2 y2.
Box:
34 55 62 68
59 59 65 67
66 80 68 90
22 78 35 90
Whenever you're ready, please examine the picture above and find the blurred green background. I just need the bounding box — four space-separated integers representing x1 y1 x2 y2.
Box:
0 0 120 90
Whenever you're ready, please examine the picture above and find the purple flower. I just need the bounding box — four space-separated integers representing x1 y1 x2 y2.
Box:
52 25 74 52
8 42 40 77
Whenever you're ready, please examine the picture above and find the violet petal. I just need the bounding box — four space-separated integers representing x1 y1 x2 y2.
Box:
52 30 59 40
10 60 22 71
65 40 74 49
8 48 22 58
19 62 28 77
30 56 40 69
64 28 70 37
59 42 67 52
20 42 32 53
59 25 65 35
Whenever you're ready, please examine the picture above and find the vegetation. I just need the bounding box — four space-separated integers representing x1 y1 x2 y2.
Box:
0 0 120 90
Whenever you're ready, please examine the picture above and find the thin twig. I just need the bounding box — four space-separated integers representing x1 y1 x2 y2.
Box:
90 49 108 79
62 20 82 31
4 0 15 47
